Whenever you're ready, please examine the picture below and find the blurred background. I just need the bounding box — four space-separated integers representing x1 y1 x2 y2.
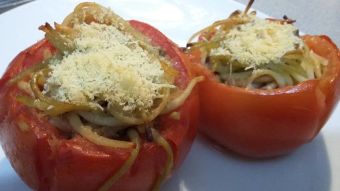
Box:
1 0 339 45
1 0 338 45
0 0 32 14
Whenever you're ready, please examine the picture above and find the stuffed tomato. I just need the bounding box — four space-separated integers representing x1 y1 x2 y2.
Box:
0 2 201 191
186 1 340 157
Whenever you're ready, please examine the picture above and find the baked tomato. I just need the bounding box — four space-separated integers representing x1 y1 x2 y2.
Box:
187 4 340 158
0 3 199 191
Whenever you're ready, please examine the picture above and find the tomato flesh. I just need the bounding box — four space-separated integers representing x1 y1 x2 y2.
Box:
0 21 199 191
193 35 340 157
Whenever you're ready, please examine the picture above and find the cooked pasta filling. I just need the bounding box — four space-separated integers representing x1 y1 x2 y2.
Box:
187 3 327 90
11 3 202 191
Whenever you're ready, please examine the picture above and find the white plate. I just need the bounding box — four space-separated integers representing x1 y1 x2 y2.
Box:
0 0 339 191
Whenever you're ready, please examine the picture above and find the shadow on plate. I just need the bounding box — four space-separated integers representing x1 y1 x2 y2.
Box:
0 133 331 191
0 157 31 191
163 134 331 191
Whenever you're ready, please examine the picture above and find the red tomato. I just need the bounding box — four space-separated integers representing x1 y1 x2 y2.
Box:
0 20 199 191
189 35 340 158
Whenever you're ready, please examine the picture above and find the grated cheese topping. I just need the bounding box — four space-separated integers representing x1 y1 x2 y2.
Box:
44 22 174 112
210 16 304 68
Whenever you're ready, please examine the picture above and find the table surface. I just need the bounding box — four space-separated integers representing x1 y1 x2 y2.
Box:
0 0 32 14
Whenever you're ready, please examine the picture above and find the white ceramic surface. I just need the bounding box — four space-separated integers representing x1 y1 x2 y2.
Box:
0 0 339 191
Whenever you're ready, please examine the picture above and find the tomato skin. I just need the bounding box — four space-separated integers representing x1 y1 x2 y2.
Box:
0 21 199 191
190 35 340 158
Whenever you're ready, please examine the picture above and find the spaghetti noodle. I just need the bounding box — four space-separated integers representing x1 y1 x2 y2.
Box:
187 1 327 90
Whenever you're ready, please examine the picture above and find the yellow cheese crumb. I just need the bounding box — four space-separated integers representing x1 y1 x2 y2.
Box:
17 120 30 132
210 16 304 68
44 23 174 112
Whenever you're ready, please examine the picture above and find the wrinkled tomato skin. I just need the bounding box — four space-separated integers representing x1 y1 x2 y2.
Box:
0 21 199 191
190 35 340 158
